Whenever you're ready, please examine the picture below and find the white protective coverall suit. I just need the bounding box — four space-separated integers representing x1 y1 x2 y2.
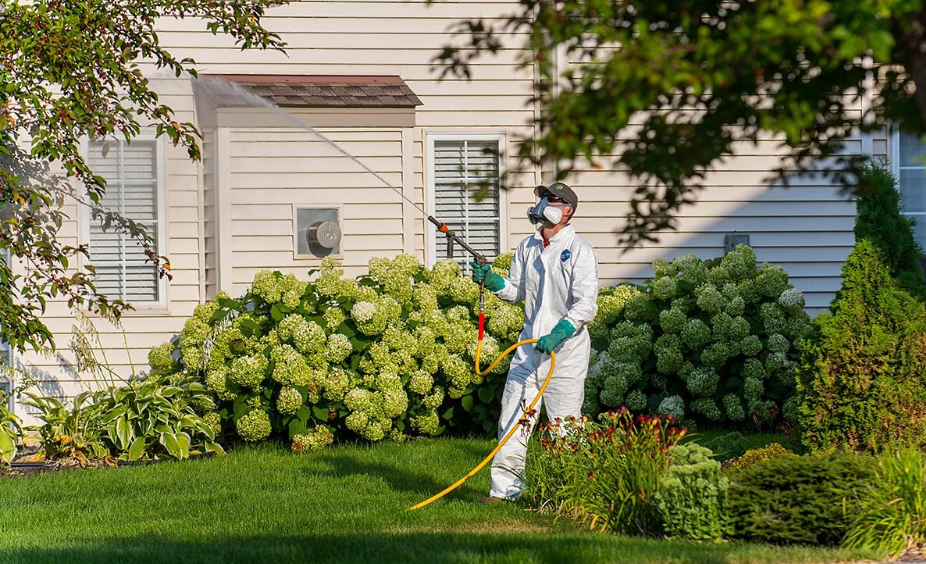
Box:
489 223 599 499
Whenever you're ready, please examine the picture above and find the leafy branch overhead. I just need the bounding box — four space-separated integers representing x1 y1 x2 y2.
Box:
0 0 287 351
435 0 926 243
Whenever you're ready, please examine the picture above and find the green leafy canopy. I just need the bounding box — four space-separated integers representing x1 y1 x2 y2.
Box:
437 0 926 243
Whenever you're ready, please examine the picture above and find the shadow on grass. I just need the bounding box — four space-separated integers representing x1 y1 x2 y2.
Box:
0 532 795 564
317 441 494 499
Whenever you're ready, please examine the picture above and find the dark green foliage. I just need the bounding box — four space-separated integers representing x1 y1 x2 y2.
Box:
438 1 926 247
727 453 877 546
796 240 926 454
854 164 926 299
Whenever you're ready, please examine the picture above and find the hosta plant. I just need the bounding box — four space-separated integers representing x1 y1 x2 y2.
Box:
24 391 110 464
93 379 224 461
584 245 811 430
148 253 523 449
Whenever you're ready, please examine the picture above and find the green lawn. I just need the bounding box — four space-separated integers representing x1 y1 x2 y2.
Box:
0 438 880 564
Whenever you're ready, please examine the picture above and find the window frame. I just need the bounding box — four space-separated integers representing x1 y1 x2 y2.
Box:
425 133 508 268
80 134 169 310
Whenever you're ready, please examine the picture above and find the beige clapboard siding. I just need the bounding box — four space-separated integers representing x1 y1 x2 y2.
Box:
221 126 408 294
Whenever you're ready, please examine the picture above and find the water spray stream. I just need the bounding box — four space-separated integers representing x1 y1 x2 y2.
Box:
193 77 428 217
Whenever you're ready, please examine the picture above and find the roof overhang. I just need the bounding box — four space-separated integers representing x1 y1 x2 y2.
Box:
192 75 422 129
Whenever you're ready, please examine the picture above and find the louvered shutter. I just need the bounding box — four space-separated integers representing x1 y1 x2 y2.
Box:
433 140 501 267
87 140 160 302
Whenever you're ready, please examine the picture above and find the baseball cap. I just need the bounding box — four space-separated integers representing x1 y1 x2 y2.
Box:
535 182 579 210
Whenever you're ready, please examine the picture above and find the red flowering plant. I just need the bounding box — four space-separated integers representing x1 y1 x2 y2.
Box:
523 407 686 535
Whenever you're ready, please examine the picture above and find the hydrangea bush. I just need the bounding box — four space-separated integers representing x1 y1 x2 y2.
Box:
148 253 522 449
584 245 811 429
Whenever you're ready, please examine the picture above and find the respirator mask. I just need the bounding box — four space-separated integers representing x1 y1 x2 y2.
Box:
527 197 564 225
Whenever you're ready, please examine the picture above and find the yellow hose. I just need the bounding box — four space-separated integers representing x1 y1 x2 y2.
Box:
407 337 556 511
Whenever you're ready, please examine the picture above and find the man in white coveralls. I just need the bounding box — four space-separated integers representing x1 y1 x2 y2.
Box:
471 181 599 503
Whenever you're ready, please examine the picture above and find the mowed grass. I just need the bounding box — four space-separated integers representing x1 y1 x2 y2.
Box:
0 438 879 564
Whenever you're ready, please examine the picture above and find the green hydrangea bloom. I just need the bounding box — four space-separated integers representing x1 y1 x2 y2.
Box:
427 259 461 292
695 284 724 316
345 411 369 433
674 254 709 286
409 370 434 395
681 318 711 350
778 288 805 312
690 397 722 421
658 395 685 419
447 276 479 303
236 409 272 442
383 271 413 305
655 334 683 374
743 376 764 401
442 354 472 389
291 426 334 452
652 276 677 300
180 317 210 371
767 333 790 354
755 264 789 297
625 389 648 411
687 368 719 397
322 307 347 332
659 307 687 334
148 342 180 376
390 253 421 278
707 266 731 286
325 333 353 364
740 335 763 357
202 412 222 435
369 256 392 280
276 387 304 416
269 345 310 386
783 316 811 341
742 358 766 381
700 342 731 369
411 410 440 435
383 389 408 418
205 366 236 400
760 302 787 334
229 354 269 389
720 246 755 281
322 367 350 402
723 394 745 421
422 387 444 410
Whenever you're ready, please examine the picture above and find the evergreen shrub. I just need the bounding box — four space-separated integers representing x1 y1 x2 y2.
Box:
584 245 811 429
727 453 876 546
796 240 926 454
854 163 926 299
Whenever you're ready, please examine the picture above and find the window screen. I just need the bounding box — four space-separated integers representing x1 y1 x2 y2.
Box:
87 139 160 302
432 140 501 267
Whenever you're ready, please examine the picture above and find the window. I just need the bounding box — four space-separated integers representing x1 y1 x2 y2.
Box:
428 135 505 268
85 138 164 304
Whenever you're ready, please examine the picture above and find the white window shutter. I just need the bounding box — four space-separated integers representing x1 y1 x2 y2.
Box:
433 140 501 266
87 140 160 302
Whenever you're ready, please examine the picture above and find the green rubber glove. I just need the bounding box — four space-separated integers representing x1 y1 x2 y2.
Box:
535 320 576 354
470 262 506 292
